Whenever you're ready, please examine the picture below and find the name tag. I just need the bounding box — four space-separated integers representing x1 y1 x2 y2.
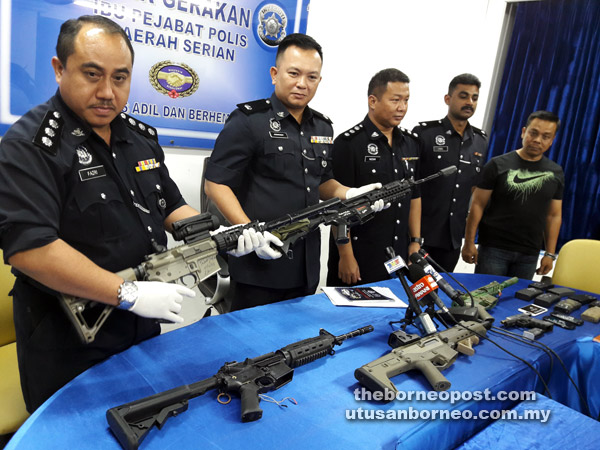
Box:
433 146 448 152
269 132 288 139
79 165 106 181
364 156 380 162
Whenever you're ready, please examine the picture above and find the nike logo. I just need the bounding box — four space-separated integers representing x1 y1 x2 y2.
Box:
513 173 546 183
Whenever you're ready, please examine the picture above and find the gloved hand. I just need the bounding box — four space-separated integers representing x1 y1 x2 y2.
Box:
210 225 264 257
346 182 382 199
129 281 196 323
371 199 388 212
255 230 284 260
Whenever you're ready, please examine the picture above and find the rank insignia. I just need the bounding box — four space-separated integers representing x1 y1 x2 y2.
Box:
310 136 333 144
71 128 85 137
135 158 161 172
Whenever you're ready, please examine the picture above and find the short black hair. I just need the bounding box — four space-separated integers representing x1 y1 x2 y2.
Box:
448 73 481 95
56 15 134 66
275 33 323 65
368 68 410 97
525 110 561 131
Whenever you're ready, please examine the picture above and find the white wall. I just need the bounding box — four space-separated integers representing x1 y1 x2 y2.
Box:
306 0 508 134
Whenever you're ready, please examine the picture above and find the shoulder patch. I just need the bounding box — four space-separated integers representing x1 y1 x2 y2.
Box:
236 99 271 115
121 113 159 142
33 110 64 156
311 108 333 124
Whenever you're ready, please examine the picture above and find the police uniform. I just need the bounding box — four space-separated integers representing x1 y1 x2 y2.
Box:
412 117 488 270
327 115 420 285
0 91 187 411
204 93 333 309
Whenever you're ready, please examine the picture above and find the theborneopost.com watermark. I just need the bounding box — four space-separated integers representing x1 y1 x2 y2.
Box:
352 387 536 404
347 388 551 423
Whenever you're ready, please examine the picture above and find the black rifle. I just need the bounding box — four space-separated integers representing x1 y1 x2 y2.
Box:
106 325 374 450
62 166 456 343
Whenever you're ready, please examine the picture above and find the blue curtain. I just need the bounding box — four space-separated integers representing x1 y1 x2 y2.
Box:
488 0 600 248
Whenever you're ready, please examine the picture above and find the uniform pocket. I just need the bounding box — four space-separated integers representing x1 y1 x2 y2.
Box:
261 139 296 180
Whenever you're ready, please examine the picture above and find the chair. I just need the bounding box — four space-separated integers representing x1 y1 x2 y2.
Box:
0 251 29 436
552 239 600 294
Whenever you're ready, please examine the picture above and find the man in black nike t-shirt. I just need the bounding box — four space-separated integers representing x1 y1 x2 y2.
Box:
461 111 564 279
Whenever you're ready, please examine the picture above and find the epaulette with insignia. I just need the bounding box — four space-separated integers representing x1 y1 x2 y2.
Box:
400 127 420 140
121 113 159 142
338 122 364 139
416 120 443 128
33 110 64 156
473 126 487 137
237 99 271 115
311 109 333 124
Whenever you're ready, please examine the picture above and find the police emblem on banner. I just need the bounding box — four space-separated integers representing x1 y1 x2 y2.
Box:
76 145 93 165
435 135 446 145
270 118 281 131
149 61 199 98
257 4 288 46
367 143 379 155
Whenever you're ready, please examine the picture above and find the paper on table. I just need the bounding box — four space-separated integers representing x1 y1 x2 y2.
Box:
321 286 408 308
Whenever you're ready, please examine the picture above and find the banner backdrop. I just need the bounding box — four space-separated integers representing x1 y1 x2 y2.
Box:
0 0 309 147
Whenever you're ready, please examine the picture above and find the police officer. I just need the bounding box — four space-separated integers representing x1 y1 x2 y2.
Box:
204 34 383 310
413 74 488 271
327 68 422 286
0 16 265 412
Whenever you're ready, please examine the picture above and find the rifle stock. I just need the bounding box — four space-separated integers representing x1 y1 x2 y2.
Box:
60 168 455 343
107 326 373 449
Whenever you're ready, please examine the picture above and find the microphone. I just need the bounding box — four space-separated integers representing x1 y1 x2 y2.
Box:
407 263 450 314
384 247 437 335
415 250 465 306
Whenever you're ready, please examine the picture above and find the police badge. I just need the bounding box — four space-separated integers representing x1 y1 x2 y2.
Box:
367 143 379 155
435 135 446 146
76 145 93 165
257 4 288 46
270 118 281 132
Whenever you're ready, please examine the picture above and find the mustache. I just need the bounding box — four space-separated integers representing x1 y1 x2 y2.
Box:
90 102 115 109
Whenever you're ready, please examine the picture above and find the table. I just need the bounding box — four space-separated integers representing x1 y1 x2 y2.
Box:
6 274 599 450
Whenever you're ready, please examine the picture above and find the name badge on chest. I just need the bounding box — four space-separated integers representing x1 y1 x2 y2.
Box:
269 131 288 139
364 156 380 162
433 146 449 152
79 165 106 182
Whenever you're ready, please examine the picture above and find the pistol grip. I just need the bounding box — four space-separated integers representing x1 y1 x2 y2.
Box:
414 360 451 391
239 384 263 422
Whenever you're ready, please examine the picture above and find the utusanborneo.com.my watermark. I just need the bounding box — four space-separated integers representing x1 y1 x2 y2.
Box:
345 407 551 423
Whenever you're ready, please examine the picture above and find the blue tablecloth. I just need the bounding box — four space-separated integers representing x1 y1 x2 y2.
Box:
457 394 600 450
6 274 599 450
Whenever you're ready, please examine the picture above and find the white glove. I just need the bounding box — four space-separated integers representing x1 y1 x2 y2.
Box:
371 199 387 213
255 230 284 260
346 182 382 199
129 281 196 323
210 225 265 257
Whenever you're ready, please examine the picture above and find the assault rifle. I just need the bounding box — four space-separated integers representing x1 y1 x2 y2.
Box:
354 320 487 398
61 166 456 343
106 325 374 450
455 277 519 309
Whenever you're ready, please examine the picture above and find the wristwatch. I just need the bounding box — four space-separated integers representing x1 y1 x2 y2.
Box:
543 251 558 261
117 281 138 310
410 237 424 246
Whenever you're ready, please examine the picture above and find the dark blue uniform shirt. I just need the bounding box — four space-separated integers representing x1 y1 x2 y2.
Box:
0 91 186 411
413 117 487 250
327 115 420 285
205 93 334 289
